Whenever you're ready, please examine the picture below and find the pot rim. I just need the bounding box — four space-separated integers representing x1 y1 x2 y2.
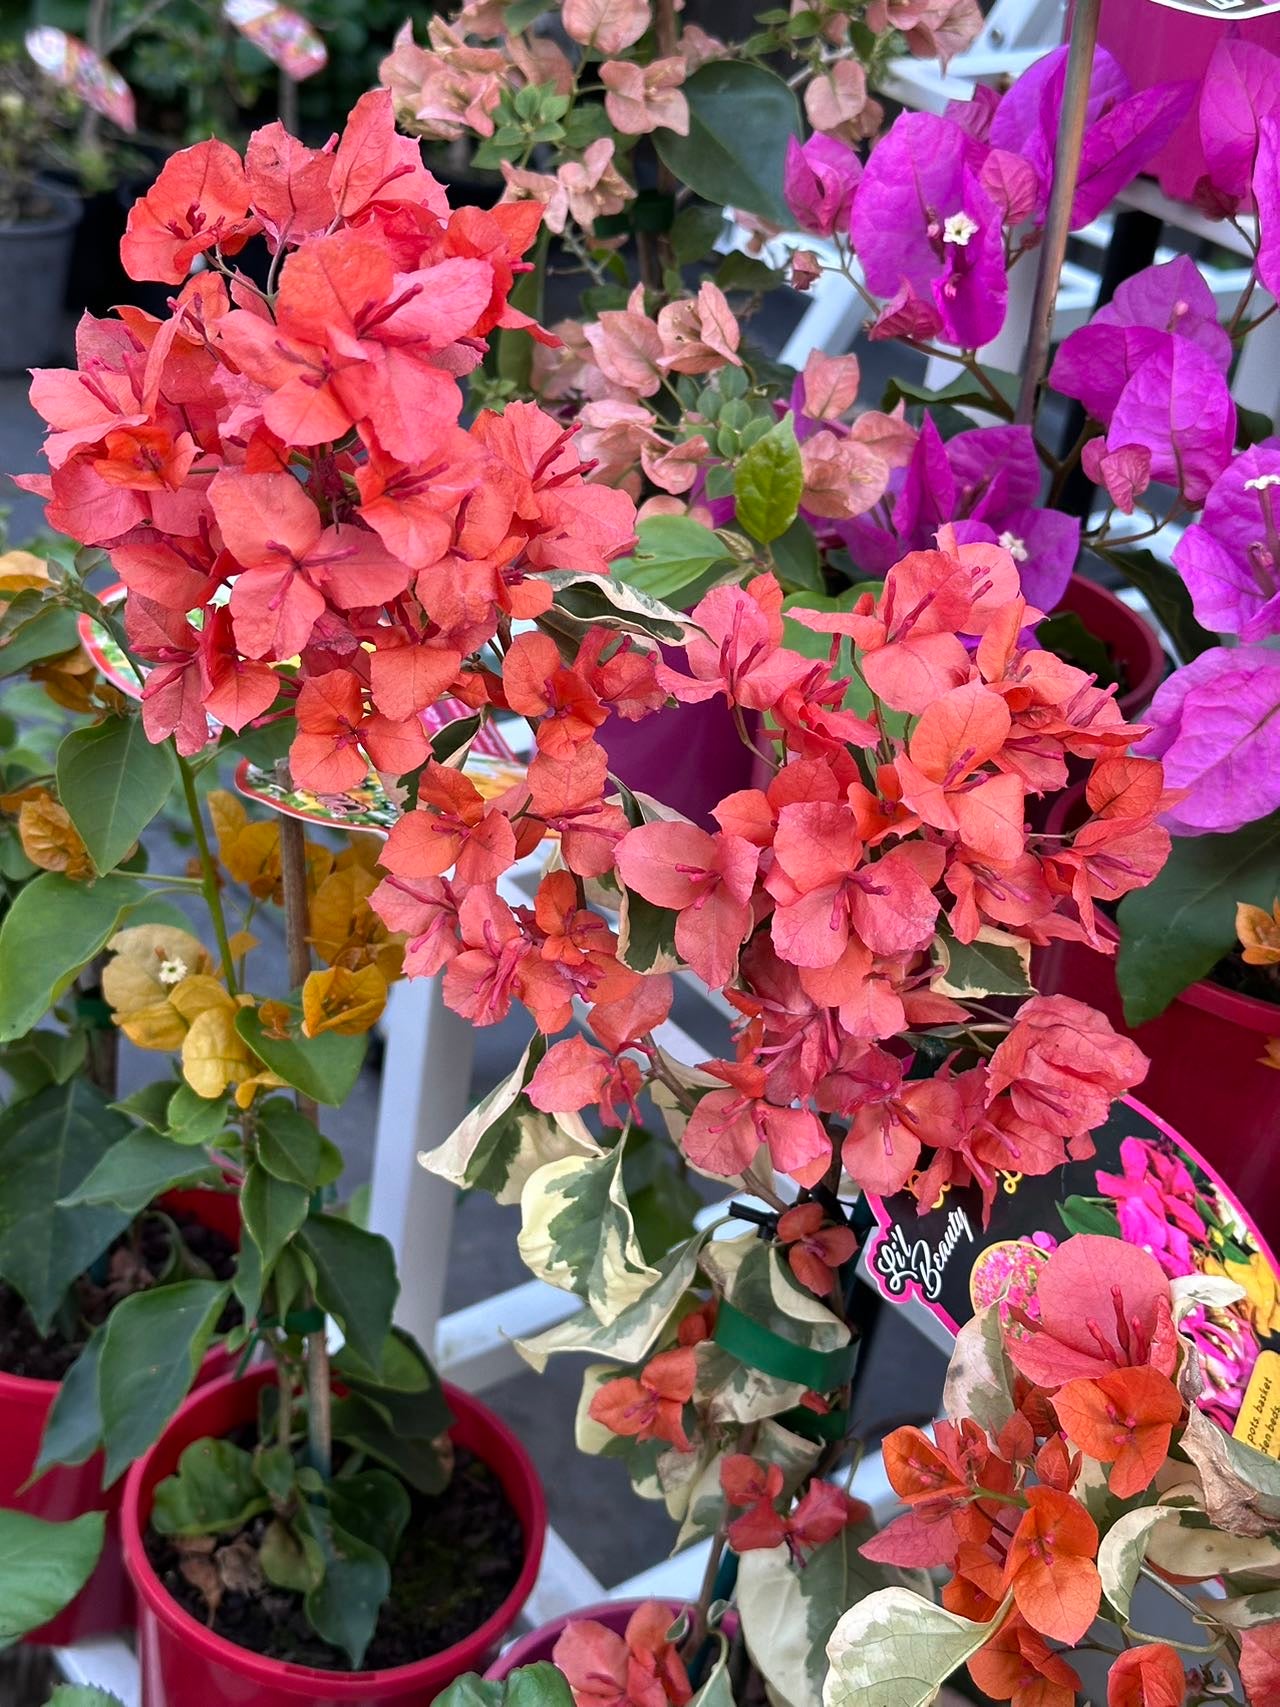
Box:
1056 571 1166 715
1042 785 1280 1035
122 1363 547 1694
0 178 83 237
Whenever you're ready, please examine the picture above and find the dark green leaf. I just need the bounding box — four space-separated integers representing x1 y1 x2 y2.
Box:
36 1328 105 1475
1057 1195 1123 1238
653 62 800 224
881 369 1018 419
151 1438 272 1537
47 1688 127 1706
0 603 81 680
669 203 725 265
1100 545 1212 666
61 1129 215 1215
618 889 681 975
770 517 823 594
299 1504 390 1669
0 1508 105 1642
935 929 1032 998
624 1129 701 1263
780 589 861 663
0 1029 86 1100
257 1097 342 1189
112 1080 178 1132
329 1467 410 1563
540 571 696 647
431 714 483 766
1035 611 1119 689
734 415 803 545
0 1078 132 1332
259 1517 323 1593
0 872 140 1040
235 1008 367 1107
99 1279 229 1485
715 252 785 294
1237 403 1273 448
329 1393 452 1494
56 717 178 875
1117 812 1280 1023
505 1666 576 1707
243 1164 309 1271
297 1215 398 1370
166 1082 234 1144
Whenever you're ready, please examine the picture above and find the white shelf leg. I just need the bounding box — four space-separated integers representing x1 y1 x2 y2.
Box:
367 974 476 1356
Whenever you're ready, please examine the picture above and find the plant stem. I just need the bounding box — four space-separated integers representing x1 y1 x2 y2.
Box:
273 760 331 1478
1014 0 1102 426
177 754 238 993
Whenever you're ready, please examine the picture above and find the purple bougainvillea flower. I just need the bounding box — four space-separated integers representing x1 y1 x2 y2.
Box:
1106 335 1235 506
783 134 862 237
1198 37 1280 212
1051 257 1232 427
851 111 1007 349
1172 444 1280 642
1134 645 1280 833
1254 114 1280 302
989 46 1193 228
842 418 1077 609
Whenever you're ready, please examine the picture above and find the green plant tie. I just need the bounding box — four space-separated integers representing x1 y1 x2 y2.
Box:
713 1299 857 1391
778 1404 851 1444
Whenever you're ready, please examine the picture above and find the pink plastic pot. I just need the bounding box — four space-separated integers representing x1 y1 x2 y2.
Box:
123 1365 548 1707
1094 1 1280 205
1053 572 1164 721
1035 793 1280 1248
2 1187 240 1645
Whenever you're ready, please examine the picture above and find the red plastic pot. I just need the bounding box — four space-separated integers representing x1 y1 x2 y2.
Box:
1035 793 1280 1248
1053 573 1164 722
1095 1 1280 206
2 1186 240 1645
123 1364 548 1707
487 1600 738 1682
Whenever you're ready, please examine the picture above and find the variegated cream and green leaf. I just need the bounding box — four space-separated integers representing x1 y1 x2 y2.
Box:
741 1523 930 1707
823 1589 1011 1707
424 1035 599 1205
518 1136 660 1325
704 1234 851 1355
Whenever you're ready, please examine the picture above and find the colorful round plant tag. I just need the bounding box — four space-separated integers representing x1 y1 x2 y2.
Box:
25 27 136 132
864 1096 1280 1452
222 0 328 80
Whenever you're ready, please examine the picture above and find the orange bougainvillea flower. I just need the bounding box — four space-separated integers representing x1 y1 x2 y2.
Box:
1052 1367 1183 1499
969 1616 1081 1707
1106 1645 1186 1707
588 1348 696 1452
776 1201 858 1297
1238 898 1280 966
1002 1487 1100 1646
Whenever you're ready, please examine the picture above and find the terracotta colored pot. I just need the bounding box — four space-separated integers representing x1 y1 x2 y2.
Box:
1052 573 1164 721
597 648 765 830
2 1187 240 1645
1035 793 1280 1247
1096 0 1280 206
123 1366 547 1706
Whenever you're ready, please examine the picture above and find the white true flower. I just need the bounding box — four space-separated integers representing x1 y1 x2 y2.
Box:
157 956 189 986
942 212 979 247
1244 473 1280 492
998 530 1029 563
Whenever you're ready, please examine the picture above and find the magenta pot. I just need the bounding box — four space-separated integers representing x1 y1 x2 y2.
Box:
1 1187 240 1645
1035 790 1280 1247
1094 1 1280 205
1053 573 1164 722
123 1365 547 1707
599 649 765 830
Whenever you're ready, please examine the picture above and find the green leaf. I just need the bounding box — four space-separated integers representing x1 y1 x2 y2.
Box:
0 603 81 680
151 1437 272 1537
653 62 801 224
260 1517 324 1593
166 1082 234 1144
112 1080 179 1132
518 1139 659 1324
61 1129 216 1215
0 1078 132 1332
328 1467 410 1563
257 1096 342 1189
99 1279 229 1485
1117 810 1280 1023
47 1689 127 1707
669 203 725 265
612 515 733 604
735 415 803 545
0 1028 87 1100
36 1328 106 1475
617 887 682 975
299 1503 390 1669
243 1163 309 1271
770 518 823 595
56 716 178 875
0 871 140 1040
624 1127 701 1264
0 1508 105 1643
715 252 785 294
823 1588 1011 1707
297 1214 398 1370
1057 1195 1123 1239
1099 545 1213 667
781 590 860 663
1098 1507 1167 1620
881 369 1018 419
329 1392 452 1494
235 1008 367 1107
1035 611 1118 688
